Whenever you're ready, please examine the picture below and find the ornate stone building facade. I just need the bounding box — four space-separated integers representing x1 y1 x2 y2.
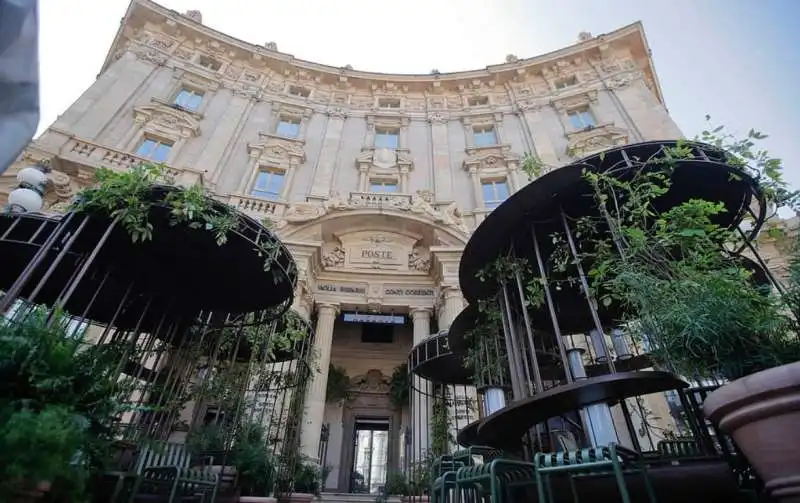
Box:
1 0 708 493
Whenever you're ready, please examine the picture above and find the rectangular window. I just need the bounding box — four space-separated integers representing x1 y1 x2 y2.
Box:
370 180 398 193
468 96 489 107
378 98 401 109
568 108 596 129
174 88 204 112
555 75 578 90
251 169 286 200
473 125 498 147
276 117 301 138
374 128 400 149
361 323 394 344
136 138 173 162
289 85 310 98
482 179 509 208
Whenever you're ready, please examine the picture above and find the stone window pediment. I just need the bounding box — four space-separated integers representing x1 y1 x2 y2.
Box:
566 124 628 158
248 132 306 167
551 89 598 112
133 103 201 139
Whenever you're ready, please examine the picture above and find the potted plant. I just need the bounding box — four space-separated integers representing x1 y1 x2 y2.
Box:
233 424 276 503
569 123 800 502
0 306 122 501
287 458 321 503
383 471 408 501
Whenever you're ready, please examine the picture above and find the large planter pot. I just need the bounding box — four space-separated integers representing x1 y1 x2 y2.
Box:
285 493 314 503
704 361 800 503
239 497 277 503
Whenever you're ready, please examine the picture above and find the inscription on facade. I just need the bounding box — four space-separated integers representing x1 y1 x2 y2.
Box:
317 284 367 294
383 287 435 297
360 248 394 260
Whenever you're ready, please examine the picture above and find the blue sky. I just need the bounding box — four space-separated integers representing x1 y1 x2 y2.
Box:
39 0 799 189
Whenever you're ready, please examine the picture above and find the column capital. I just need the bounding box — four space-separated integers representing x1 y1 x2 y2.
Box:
316 302 340 316
410 307 433 320
440 284 463 301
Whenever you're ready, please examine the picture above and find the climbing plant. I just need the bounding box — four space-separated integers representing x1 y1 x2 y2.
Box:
325 364 351 404
389 363 410 409
430 386 454 457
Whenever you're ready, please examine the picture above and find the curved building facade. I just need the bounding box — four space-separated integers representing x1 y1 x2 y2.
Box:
3 0 703 493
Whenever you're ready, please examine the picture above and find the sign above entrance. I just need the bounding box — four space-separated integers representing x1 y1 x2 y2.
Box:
343 313 406 325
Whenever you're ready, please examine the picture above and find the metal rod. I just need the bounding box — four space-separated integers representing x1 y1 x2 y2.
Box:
514 268 544 394
530 223 573 384
27 215 90 304
559 209 616 374
57 219 117 307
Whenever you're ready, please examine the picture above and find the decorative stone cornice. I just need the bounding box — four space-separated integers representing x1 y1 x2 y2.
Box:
566 123 629 157
133 102 201 138
103 1 665 104
247 132 306 165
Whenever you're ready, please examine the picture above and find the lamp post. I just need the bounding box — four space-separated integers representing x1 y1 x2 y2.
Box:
6 162 50 213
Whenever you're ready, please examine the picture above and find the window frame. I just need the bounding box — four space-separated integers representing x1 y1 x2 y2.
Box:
377 98 401 109
481 178 509 209
567 107 597 129
369 179 399 193
276 116 302 138
288 85 311 98
197 55 221 71
374 127 400 150
173 87 204 112
554 75 578 90
136 137 174 163
472 124 498 147
468 96 489 107
250 168 287 201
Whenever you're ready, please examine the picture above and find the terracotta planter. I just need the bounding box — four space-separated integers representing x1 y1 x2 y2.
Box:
239 497 277 503
704 361 800 503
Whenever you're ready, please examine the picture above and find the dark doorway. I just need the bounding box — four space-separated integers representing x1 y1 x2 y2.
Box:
350 418 390 494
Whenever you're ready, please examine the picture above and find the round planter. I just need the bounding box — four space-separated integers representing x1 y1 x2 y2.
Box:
704 361 800 503
239 497 277 503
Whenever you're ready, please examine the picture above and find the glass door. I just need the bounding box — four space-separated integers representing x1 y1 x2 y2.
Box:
350 418 390 493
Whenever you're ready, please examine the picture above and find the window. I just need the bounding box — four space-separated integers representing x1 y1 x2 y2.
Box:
555 75 578 90
361 323 394 344
370 180 398 193
568 108 596 129
251 169 286 200
289 85 310 98
468 96 489 107
378 98 401 109
198 55 221 71
136 138 173 162
482 179 509 208
374 127 400 149
174 88 204 112
276 117 301 138
473 125 498 147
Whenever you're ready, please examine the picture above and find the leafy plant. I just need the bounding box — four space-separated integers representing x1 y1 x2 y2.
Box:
565 126 800 380
462 300 510 388
383 470 408 496
389 363 409 409
292 457 322 495
326 364 351 404
0 306 124 500
231 423 275 496
430 387 453 457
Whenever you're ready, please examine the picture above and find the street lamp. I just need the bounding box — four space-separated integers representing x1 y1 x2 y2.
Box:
7 162 50 213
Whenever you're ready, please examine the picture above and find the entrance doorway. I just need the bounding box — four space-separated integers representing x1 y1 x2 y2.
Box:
350 418 390 493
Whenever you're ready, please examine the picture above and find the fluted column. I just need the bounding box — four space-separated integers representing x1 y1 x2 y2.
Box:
301 302 338 459
438 286 465 330
410 308 432 459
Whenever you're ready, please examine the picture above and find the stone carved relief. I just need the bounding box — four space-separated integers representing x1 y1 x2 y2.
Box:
350 370 391 394
408 247 431 273
131 45 168 66
322 246 346 268
567 126 628 157
605 70 645 90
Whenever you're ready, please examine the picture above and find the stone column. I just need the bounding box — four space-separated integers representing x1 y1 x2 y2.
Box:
438 286 465 331
410 308 432 459
301 302 338 459
428 113 453 202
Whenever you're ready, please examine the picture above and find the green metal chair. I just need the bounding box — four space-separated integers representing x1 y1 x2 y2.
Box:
125 442 220 503
533 443 656 503
454 457 539 503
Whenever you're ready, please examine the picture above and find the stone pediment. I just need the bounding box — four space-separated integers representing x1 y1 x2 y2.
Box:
551 89 598 111
133 103 200 138
321 230 430 273
566 124 628 157
247 133 306 165
355 148 413 171
463 144 520 171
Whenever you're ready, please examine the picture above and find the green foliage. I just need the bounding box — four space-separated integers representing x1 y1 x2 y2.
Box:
389 363 410 409
70 162 288 277
430 387 453 457
186 422 228 454
520 153 546 181
0 307 124 500
383 470 409 496
326 364 351 404
569 127 800 380
292 457 323 495
231 423 275 496
462 300 510 387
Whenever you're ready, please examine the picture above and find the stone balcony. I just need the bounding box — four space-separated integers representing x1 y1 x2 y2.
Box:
348 191 413 210
226 193 288 222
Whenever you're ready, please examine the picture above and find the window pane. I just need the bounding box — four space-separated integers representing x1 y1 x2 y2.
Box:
188 93 203 111
495 181 509 200
568 113 583 129
152 143 171 162
254 171 270 190
136 139 156 157
267 171 285 193
375 132 399 149
580 111 596 127
277 120 300 138
382 184 397 193
474 130 497 147
482 183 494 202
